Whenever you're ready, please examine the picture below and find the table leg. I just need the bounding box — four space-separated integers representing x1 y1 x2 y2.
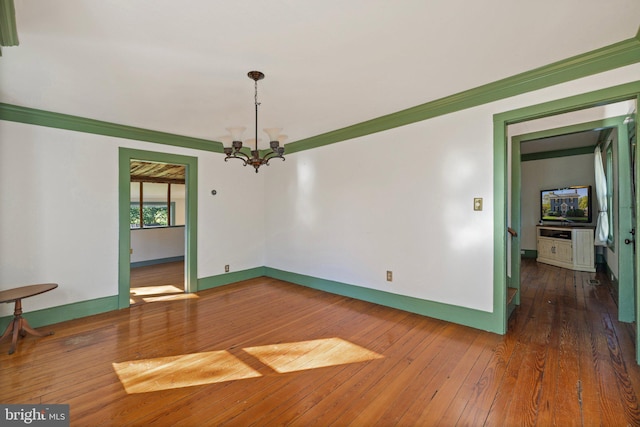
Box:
0 298 54 355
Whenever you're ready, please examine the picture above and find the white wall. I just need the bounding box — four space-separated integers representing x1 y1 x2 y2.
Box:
130 227 185 263
265 63 640 313
521 154 596 250
0 122 266 316
1 62 639 319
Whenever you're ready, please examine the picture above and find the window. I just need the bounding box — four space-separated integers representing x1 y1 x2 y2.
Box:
605 144 614 245
130 202 176 228
130 182 185 229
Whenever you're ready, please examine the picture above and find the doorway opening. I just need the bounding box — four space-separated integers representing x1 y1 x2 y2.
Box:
495 85 639 360
118 148 198 309
508 101 635 317
129 161 187 305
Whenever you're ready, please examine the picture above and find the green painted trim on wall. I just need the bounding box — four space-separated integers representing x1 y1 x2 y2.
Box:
521 146 597 162
495 81 640 342
616 116 635 323
1 36 639 157
510 131 522 308
198 267 267 291
0 295 117 331
0 0 19 46
0 103 223 153
264 268 500 333
493 114 508 334
494 82 640 125
286 36 640 154
521 249 537 259
119 148 198 308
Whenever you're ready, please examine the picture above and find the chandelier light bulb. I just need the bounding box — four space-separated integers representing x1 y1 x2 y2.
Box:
226 126 246 142
263 127 282 142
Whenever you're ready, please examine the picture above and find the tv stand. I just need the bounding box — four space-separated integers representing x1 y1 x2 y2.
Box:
536 225 595 272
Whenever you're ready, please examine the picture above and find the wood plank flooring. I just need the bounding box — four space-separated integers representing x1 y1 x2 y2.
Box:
129 261 184 306
1 259 640 426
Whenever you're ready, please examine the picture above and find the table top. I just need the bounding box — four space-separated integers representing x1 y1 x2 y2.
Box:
0 283 58 304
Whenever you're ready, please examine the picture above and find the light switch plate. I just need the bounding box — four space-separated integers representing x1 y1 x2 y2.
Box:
474 198 483 211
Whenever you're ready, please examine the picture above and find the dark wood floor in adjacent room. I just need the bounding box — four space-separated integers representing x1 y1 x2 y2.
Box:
1 259 640 426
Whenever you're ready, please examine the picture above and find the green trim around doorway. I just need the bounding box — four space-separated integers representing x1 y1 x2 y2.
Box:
119 148 198 309
494 81 640 355
0 0 19 47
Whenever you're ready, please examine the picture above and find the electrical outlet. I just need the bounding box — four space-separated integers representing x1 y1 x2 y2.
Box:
386 271 393 282
225 264 230 273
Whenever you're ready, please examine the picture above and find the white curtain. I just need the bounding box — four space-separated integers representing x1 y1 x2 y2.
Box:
594 145 609 246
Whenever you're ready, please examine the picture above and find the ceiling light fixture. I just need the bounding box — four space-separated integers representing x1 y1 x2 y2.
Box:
223 71 285 173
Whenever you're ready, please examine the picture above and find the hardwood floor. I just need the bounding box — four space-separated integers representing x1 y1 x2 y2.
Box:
129 261 184 306
1 259 640 426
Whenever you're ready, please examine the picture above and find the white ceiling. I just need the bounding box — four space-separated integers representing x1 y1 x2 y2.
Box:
520 130 601 155
1 1 639 149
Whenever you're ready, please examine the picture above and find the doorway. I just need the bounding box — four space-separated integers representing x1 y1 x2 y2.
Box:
494 83 639 360
129 161 187 305
118 148 198 309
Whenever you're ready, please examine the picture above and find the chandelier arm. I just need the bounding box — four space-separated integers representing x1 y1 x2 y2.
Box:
262 156 286 166
262 150 285 160
227 153 250 161
224 155 250 166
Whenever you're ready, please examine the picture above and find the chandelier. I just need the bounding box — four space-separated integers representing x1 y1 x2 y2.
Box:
223 71 285 173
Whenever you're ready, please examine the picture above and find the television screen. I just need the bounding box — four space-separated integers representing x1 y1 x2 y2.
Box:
540 186 592 223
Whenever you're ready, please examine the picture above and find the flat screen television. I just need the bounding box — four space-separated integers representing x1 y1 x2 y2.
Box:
540 185 592 223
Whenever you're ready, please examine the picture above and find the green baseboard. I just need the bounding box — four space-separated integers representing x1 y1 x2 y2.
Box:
1 266 502 335
521 249 537 259
0 295 118 331
264 267 501 334
198 267 266 291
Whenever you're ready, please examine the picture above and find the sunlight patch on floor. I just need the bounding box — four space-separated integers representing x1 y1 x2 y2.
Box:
113 338 383 394
142 293 199 302
243 337 384 373
130 285 183 296
112 350 261 394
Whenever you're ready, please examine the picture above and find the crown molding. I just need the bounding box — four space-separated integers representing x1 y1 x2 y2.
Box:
0 103 223 152
1 35 639 154
286 35 640 154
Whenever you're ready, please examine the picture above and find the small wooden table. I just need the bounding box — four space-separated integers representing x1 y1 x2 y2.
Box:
0 283 58 354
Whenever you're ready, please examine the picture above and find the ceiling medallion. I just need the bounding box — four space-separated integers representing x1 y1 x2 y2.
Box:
222 71 286 173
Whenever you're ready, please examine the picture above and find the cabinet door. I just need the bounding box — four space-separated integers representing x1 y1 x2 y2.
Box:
537 239 554 259
555 240 573 263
